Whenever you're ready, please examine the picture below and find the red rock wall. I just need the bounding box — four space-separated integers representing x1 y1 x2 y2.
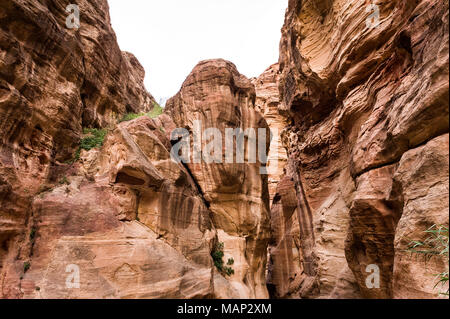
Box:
0 0 159 298
165 59 271 298
269 0 449 299
0 0 448 300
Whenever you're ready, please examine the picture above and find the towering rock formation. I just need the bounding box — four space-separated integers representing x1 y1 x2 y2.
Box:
252 64 288 203
0 0 448 300
0 0 158 297
0 0 221 299
166 59 271 298
0 0 156 286
0 7 271 297
269 0 449 299
15 115 218 298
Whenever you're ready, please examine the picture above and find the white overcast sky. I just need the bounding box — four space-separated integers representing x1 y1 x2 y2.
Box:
108 0 288 104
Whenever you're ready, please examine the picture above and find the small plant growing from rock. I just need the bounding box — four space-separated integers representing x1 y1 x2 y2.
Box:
67 127 108 163
118 102 163 123
80 128 107 151
23 261 31 273
29 227 36 241
224 266 235 276
212 242 224 270
407 225 449 296
211 242 235 277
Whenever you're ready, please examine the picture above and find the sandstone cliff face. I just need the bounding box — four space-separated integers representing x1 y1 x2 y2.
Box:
269 0 449 299
165 59 271 298
252 64 288 203
0 0 154 245
0 47 272 297
0 0 190 298
0 0 269 297
10 116 217 298
1 0 448 300
392 134 449 298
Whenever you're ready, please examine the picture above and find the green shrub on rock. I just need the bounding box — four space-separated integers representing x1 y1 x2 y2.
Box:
211 242 235 277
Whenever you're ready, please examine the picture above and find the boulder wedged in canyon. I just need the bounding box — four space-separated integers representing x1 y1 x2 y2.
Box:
165 59 271 298
268 0 449 299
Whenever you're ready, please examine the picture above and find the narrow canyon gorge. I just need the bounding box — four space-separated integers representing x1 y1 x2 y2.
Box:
0 0 448 299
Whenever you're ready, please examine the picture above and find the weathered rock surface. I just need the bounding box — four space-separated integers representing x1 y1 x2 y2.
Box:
1 115 223 299
0 0 220 299
392 134 449 299
1 0 448 300
269 0 449 299
252 64 288 203
0 0 155 251
165 59 271 298
0 54 270 298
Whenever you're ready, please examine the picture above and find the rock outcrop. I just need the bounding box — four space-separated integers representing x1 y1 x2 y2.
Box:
165 59 271 299
5 116 217 298
392 134 449 299
0 0 155 248
252 64 288 203
0 0 189 299
268 0 449 299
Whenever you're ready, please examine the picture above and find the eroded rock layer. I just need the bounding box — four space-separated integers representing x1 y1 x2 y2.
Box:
1 0 448 300
4 115 219 298
0 0 232 299
0 0 156 292
252 64 288 203
269 0 449 299
165 59 271 298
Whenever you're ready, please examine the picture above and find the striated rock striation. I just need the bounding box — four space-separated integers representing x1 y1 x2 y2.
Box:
268 0 449 299
3 115 219 298
0 0 206 299
0 0 448 300
252 64 288 203
0 0 155 272
165 59 271 299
